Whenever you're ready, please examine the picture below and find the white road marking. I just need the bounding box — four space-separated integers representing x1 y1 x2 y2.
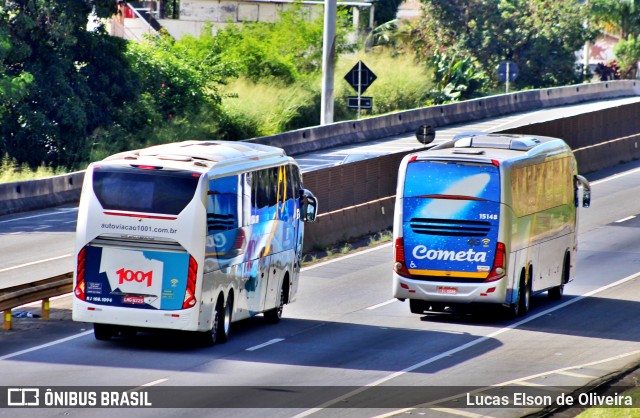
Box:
615 215 636 223
0 210 73 224
496 350 640 387
429 408 493 418
292 271 640 417
372 351 640 418
366 299 397 310
246 338 285 351
591 166 640 186
0 254 72 273
128 378 169 393
555 370 595 379
140 378 168 387
301 242 392 272
0 331 93 361
511 380 544 387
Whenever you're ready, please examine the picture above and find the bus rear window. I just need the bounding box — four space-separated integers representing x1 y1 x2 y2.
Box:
404 160 500 201
93 168 200 215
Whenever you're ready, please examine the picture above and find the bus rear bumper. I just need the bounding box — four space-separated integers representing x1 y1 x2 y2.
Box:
392 273 510 305
72 299 204 332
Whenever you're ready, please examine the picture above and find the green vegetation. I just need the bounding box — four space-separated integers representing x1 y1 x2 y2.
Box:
415 0 597 89
576 388 640 417
591 0 640 79
0 0 633 179
0 154 64 183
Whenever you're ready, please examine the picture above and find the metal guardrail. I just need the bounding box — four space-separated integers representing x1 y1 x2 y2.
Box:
1 272 72 330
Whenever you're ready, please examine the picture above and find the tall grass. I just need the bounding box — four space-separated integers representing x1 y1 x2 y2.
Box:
336 50 433 115
221 79 317 136
221 50 435 136
0 154 64 183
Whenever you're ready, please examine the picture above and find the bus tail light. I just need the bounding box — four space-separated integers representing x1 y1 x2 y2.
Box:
182 256 198 309
74 247 87 301
394 238 411 278
485 242 506 282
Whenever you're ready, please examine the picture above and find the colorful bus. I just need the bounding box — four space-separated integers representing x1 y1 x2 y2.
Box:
393 133 590 317
73 140 317 343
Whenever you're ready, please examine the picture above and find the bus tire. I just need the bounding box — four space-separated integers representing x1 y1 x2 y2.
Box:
93 323 114 341
217 295 232 344
265 282 286 324
120 326 137 338
409 299 427 314
548 284 564 301
549 253 569 301
506 270 530 318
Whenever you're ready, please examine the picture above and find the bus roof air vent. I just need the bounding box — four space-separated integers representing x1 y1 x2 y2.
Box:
508 137 541 151
451 149 486 155
453 134 541 151
156 154 194 162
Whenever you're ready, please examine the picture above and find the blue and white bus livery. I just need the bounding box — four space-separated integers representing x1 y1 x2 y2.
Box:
393 133 590 318
73 140 317 343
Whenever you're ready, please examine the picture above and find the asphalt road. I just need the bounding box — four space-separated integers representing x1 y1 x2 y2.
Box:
1 160 640 417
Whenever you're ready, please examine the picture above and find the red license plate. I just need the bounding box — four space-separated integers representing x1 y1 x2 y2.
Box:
438 286 458 295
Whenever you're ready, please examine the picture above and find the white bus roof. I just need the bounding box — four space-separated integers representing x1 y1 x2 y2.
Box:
415 133 572 164
100 140 290 173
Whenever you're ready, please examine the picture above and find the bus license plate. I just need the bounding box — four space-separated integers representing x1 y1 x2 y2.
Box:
438 286 458 295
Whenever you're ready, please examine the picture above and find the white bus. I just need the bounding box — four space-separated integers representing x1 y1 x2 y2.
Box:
73 140 317 343
393 132 590 317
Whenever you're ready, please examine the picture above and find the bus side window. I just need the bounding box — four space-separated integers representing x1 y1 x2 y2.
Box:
207 175 239 232
252 168 276 222
290 165 302 198
241 172 252 227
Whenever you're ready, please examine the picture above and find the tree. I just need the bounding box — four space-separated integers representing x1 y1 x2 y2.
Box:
0 0 139 168
427 50 488 104
613 36 640 77
414 0 596 89
590 0 640 39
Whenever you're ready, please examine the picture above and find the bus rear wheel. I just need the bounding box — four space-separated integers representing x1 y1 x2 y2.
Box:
506 270 531 318
265 283 286 324
409 299 427 314
549 254 569 301
93 323 114 341
203 296 231 346
213 296 232 344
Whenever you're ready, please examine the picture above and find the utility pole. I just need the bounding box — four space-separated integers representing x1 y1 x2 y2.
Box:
320 0 337 125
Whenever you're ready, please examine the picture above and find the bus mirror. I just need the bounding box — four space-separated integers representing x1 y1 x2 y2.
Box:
415 124 436 145
576 175 591 208
583 189 591 208
301 190 318 222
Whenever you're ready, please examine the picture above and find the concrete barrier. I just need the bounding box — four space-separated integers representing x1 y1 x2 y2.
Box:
303 196 395 252
248 81 640 156
0 172 84 216
2 80 640 226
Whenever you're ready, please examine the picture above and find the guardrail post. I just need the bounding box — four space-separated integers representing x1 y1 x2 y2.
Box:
42 298 49 320
3 310 11 330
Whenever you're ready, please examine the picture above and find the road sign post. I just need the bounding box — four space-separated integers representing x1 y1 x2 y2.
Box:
497 60 519 93
344 61 377 119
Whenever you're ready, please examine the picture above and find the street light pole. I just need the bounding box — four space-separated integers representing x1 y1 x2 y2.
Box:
320 0 337 125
